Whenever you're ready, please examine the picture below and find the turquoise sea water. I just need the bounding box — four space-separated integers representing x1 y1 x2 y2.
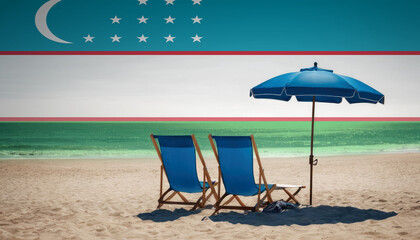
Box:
0 121 419 159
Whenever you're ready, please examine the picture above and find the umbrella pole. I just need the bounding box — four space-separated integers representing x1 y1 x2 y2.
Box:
309 96 315 205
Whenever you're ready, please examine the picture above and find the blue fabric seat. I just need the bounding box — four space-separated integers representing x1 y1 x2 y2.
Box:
212 136 274 196
209 135 277 215
156 135 205 193
255 184 275 195
151 134 219 210
199 181 215 189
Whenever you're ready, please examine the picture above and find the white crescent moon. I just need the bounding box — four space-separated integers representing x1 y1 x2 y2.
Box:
35 0 72 44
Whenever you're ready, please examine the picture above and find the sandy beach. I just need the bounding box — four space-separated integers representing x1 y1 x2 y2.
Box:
0 153 419 239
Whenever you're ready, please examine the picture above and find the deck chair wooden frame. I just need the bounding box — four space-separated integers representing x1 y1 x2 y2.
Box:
276 184 306 205
209 134 277 215
151 134 220 211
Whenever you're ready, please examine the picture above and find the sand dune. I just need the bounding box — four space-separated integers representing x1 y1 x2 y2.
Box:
1 153 419 239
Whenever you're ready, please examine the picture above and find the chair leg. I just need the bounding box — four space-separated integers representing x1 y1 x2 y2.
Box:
204 182 219 203
199 182 220 208
253 185 277 211
283 188 301 205
158 185 221 210
284 187 302 203
157 190 185 209
212 193 229 216
259 185 277 203
252 202 260 212
222 195 236 206
234 196 247 207
201 170 207 208
192 188 212 210
157 188 173 209
164 191 178 202
213 191 278 214
221 195 246 207
176 192 189 203
192 195 204 211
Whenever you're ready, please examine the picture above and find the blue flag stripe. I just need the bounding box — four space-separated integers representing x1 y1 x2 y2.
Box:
0 0 419 51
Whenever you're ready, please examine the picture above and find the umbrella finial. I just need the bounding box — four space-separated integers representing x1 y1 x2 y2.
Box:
314 62 318 68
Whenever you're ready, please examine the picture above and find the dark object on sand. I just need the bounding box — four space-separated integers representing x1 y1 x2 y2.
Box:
263 201 298 213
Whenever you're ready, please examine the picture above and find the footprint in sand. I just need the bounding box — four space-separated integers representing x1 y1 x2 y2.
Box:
364 231 381 236
109 212 123 217
148 231 158 235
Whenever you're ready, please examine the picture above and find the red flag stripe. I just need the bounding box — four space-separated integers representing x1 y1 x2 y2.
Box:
0 117 419 121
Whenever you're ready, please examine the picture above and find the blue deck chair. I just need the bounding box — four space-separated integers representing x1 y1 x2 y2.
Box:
208 135 277 215
151 134 219 210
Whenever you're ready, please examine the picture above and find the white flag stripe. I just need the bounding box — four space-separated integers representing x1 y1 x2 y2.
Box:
0 55 415 117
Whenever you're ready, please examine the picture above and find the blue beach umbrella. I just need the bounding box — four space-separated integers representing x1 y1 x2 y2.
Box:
250 62 384 205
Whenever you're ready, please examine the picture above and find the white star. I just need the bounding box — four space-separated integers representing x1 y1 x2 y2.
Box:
110 16 121 24
191 34 202 42
164 34 175 42
110 34 121 42
137 16 149 24
165 0 175 5
164 16 176 24
83 34 94 42
191 16 202 24
138 0 148 5
137 34 149 43
192 0 202 5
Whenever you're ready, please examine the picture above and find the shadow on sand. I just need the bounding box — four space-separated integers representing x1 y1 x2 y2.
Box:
137 208 202 222
209 205 397 226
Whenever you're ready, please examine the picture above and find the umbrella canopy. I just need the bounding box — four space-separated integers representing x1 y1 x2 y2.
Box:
250 62 384 205
250 62 384 104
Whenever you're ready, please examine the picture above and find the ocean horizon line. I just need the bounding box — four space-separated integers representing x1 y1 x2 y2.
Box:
0 117 419 122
